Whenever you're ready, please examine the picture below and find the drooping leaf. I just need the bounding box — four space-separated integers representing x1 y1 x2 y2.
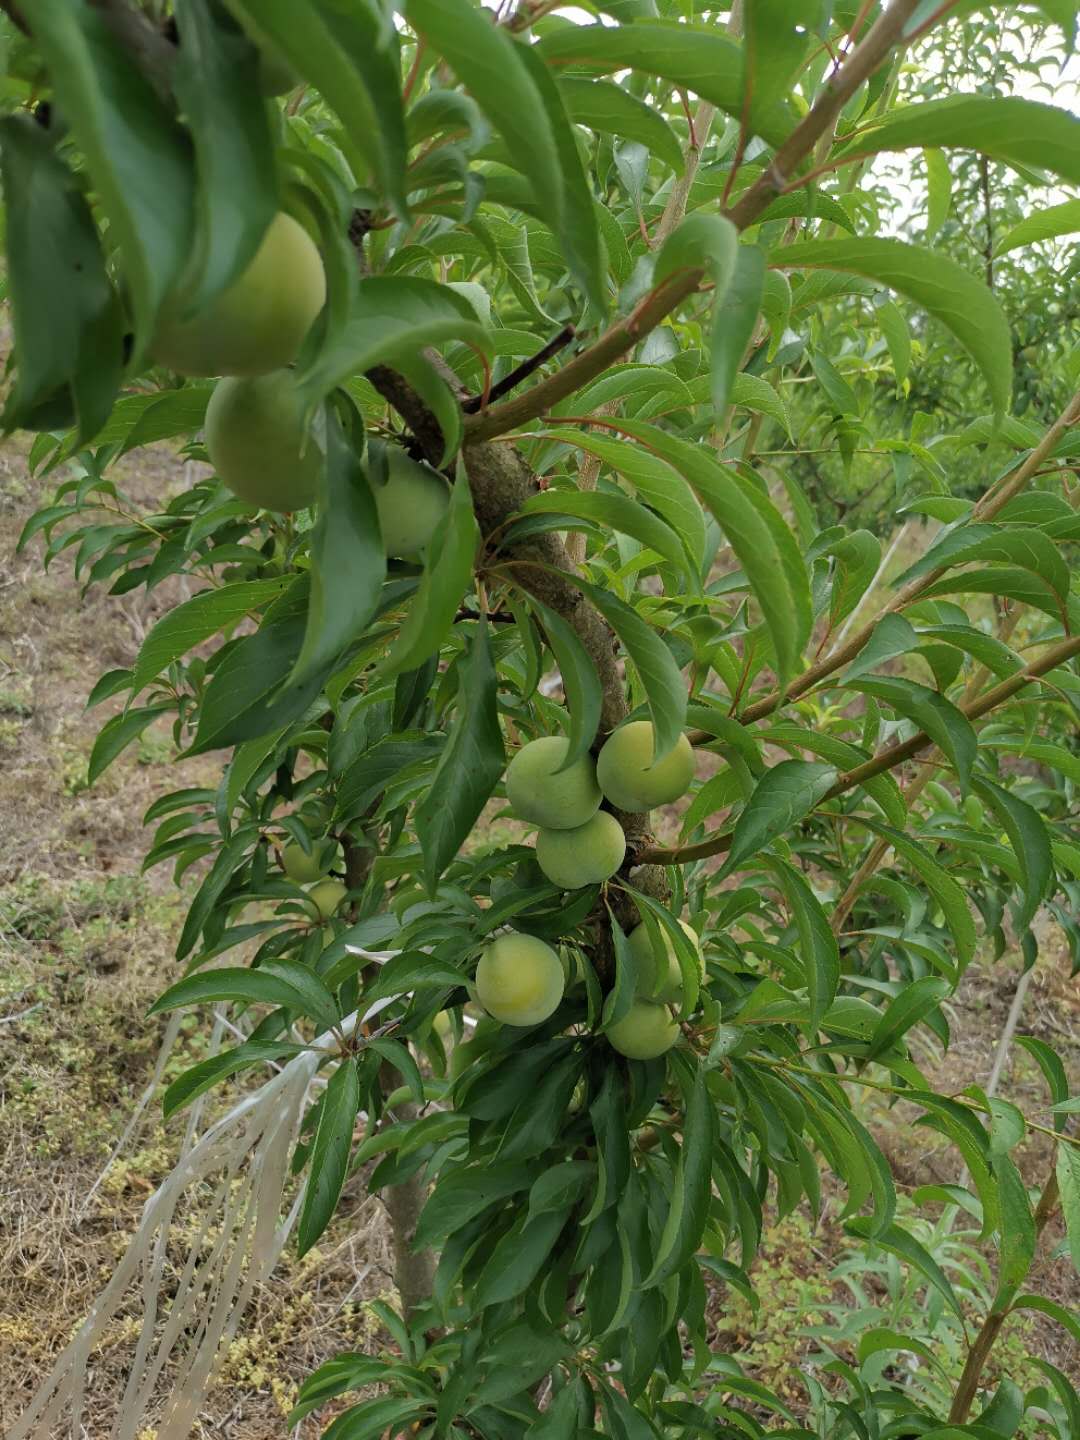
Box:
528 597 603 772
0 116 125 441
846 676 977 793
766 858 839 1027
644 1063 713 1285
711 244 767 418
298 1058 362 1256
149 957 340 1033
866 976 951 1062
971 778 1053 933
991 1152 1036 1311
775 238 1012 414
557 77 684 174
719 761 838 878
415 621 505 895
996 198 1080 255
132 577 290 691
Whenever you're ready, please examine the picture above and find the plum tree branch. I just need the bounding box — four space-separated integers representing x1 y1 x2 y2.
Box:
638 632 1080 865
465 0 925 443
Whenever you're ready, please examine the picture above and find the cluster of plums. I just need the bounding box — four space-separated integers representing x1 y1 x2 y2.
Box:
155 210 450 558
473 722 701 1058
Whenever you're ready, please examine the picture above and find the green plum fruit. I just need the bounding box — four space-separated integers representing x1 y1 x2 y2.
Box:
535 810 625 889
505 736 601 830
281 837 336 884
375 448 451 560
307 878 347 920
596 721 694 813
605 999 680 1059
475 932 565 1027
627 918 702 1004
205 368 322 511
153 212 326 377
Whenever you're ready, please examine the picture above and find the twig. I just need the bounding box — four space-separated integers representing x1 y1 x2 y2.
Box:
462 325 576 413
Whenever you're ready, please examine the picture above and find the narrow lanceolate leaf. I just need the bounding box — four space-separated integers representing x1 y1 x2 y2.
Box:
924 147 952 238
163 1040 310 1118
775 239 1012 415
767 859 839 1027
711 245 767 417
385 470 479 677
574 578 686 762
894 524 1071 610
536 22 798 146
996 199 1080 255
655 214 740 410
415 622 505 895
846 1218 965 1322
742 0 813 115
406 0 604 310
834 95 1080 189
149 957 339 1034
133 577 290 691
173 0 278 310
612 420 811 686
991 1152 1036 1312
89 704 173 785
645 1064 713 1285
847 677 977 794
972 778 1052 933
0 117 124 441
866 977 951 1062
290 417 385 687
719 762 838 879
1057 1141 1080 1274
824 530 880 629
557 77 684 175
225 0 408 217
857 821 977 971
516 490 693 582
843 614 920 683
298 1058 362 1256
528 597 602 772
26 0 194 354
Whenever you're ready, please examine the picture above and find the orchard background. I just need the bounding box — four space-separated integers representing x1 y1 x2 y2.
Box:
1 3 1080 1440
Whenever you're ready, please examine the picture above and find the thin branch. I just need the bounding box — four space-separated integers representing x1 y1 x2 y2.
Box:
462 325 576 413
639 632 1080 865
465 0 926 443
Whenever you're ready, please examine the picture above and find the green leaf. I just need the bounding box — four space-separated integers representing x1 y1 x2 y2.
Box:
761 724 905 828
996 199 1080 256
847 676 977 793
225 0 408 218
1010 1292 1080 1345
719 761 837 879
557 77 684 174
848 1223 961 1321
991 1152 1036 1311
173 0 278 310
1058 1139 1080 1274
88 703 172 785
474 1205 571 1309
1015 1036 1069 1132
895 524 1070 610
149 957 339 1034
923 147 952 239
645 1063 713 1285
536 21 797 146
866 976 951 1062
527 597 602 773
384 469 479 677
298 1058 361 1256
291 417 385 687
26 0 194 355
574 578 687 762
407 0 604 309
335 733 444 823
766 858 839 1027
742 0 812 115
0 116 124 441
133 577 290 691
163 1039 309 1118
856 1327 946 1377
517 489 693 581
843 613 920 682
775 238 1011 415
856 820 977 970
876 300 912 384
825 529 880 628
656 214 741 412
612 421 810 686
711 245 767 418
600 910 640 1032
416 1162 534 1248
971 778 1052 933
834 95 1080 189
415 622 505 895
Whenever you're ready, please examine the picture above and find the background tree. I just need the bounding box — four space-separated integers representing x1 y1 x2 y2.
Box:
2 2 1079 1439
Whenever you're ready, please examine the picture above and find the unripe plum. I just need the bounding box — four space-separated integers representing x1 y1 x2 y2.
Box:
627 918 702 1004
535 810 625 889
505 736 601 830
605 999 679 1059
307 878 347 920
375 448 451 559
153 212 326 377
205 369 322 511
475 932 565 1027
281 837 336 884
596 721 694 813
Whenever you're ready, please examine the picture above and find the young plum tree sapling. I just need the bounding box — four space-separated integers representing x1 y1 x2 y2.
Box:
474 932 565 1026
628 919 702 1004
505 736 602 830
153 212 326 377
205 369 322 512
596 721 694 813
606 999 680 1059
535 810 626 889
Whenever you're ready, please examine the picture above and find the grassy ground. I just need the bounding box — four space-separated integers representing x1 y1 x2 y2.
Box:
0 433 1076 1438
